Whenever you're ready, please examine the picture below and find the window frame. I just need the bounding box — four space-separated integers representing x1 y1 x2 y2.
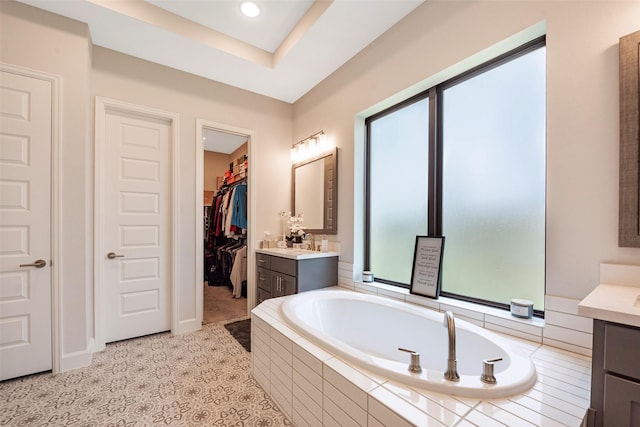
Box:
364 36 546 316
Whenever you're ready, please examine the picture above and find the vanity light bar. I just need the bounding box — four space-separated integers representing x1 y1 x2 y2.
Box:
291 131 329 163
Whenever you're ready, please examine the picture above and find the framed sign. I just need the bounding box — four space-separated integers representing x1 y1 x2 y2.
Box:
409 236 445 299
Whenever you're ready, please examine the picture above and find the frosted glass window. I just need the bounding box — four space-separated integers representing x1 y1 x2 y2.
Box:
441 48 546 309
365 39 546 313
369 98 429 284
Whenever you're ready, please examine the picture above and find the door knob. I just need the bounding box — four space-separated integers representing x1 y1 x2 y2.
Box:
20 259 47 268
107 252 124 259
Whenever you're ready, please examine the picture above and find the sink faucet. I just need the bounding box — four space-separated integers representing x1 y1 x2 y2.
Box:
443 311 460 381
303 233 315 251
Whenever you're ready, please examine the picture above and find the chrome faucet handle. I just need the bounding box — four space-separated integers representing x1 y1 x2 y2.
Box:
398 347 422 373
480 357 503 384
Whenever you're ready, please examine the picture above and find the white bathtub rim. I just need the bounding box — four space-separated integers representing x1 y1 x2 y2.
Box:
280 288 538 398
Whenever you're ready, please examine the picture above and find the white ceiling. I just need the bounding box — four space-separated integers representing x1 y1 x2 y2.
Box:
16 0 424 103
203 128 247 154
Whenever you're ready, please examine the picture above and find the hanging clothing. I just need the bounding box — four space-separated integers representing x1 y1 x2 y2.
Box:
231 183 247 230
204 179 247 292
230 245 247 298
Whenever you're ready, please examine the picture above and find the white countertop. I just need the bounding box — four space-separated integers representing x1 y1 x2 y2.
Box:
256 247 339 260
578 283 640 328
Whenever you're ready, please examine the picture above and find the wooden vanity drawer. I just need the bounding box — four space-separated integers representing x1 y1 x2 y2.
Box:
256 286 272 304
604 322 640 379
256 253 271 269
256 267 271 292
270 256 296 277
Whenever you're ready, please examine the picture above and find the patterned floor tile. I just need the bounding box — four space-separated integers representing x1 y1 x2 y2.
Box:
0 320 291 427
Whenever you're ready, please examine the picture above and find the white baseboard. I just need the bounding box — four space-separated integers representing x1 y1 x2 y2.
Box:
176 318 201 335
60 338 94 372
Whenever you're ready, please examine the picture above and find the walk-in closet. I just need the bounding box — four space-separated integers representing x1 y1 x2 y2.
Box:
202 129 248 323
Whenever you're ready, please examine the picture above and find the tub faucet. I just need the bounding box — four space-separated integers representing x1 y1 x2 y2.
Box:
443 311 460 382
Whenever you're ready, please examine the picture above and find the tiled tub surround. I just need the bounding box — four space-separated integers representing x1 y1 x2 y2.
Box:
280 290 537 399
252 292 592 426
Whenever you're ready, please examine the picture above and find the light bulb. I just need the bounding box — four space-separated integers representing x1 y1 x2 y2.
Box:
317 133 329 151
240 1 260 18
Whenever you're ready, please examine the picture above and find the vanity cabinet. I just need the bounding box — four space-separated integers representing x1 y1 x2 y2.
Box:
255 251 338 304
588 320 640 427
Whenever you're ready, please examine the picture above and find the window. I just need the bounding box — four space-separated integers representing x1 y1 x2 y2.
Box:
365 38 546 312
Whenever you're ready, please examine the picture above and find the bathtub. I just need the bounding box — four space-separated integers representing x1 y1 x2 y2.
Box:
281 289 537 398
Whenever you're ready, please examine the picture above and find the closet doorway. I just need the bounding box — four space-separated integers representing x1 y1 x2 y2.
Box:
200 125 250 324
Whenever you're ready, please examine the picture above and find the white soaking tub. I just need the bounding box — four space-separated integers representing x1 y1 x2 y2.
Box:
281 289 537 398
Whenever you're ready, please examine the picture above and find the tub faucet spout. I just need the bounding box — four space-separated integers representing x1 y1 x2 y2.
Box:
443 311 460 382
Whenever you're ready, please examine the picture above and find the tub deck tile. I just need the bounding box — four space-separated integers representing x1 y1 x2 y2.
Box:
439 303 485 322
533 357 591 381
532 365 591 391
377 286 406 301
454 419 484 427
252 354 270 376
540 338 591 357
534 372 591 401
323 410 349 427
531 381 590 410
509 393 585 423
474 401 538 427
270 370 292 416
251 307 279 327
324 357 383 401
293 384 322 425
292 337 333 373
251 291 592 427
293 357 323 395
485 321 543 344
324 355 388 385
369 387 447 426
406 293 441 311
270 357 292 386
293 367 323 404
384 380 473 418
293 406 321 427
531 346 592 368
543 324 593 350
354 282 379 295
271 328 294 354
252 314 271 334
323 392 364 427
366 414 387 427
491 398 571 427
270 320 300 345
323 380 367 425
462 409 509 427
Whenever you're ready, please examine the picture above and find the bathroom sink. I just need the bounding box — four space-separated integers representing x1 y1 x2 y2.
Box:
257 247 328 259
266 247 313 255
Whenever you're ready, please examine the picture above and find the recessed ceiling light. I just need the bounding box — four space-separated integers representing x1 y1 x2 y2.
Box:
240 1 260 18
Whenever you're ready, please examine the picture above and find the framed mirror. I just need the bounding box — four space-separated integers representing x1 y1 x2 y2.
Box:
292 148 338 235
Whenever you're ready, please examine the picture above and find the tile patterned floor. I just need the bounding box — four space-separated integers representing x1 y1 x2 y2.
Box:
0 319 291 426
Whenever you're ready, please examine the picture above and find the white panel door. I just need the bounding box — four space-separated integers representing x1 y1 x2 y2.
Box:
104 109 170 343
0 70 52 380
